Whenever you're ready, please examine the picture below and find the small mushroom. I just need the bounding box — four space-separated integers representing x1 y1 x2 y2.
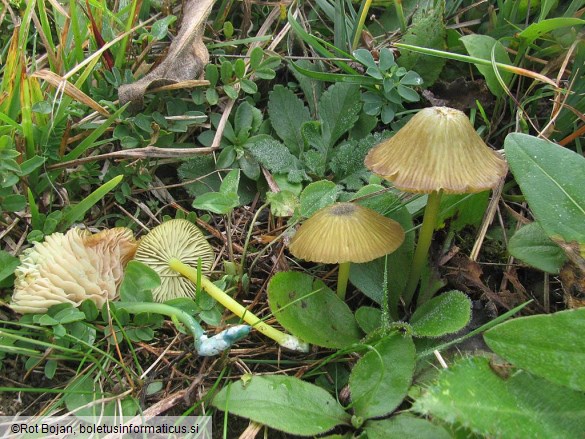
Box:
134 219 309 352
365 106 508 305
133 219 214 302
288 202 405 299
10 227 137 314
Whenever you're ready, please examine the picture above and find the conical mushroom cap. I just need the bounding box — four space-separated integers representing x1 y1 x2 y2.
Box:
133 219 215 302
10 227 137 314
289 203 405 264
365 106 507 194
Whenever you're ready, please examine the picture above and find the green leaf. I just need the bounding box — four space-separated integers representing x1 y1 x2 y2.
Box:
205 64 219 86
192 191 240 215
268 85 311 156
508 222 567 273
299 180 341 217
179 155 222 197
349 334 416 419
19 155 46 175
319 83 361 148
353 49 377 69
410 290 471 337
65 105 127 160
150 15 177 40
212 375 350 436
414 356 585 438
224 84 238 100
268 272 362 349
355 306 381 334
505 133 585 243
1 194 26 212
119 261 161 302
240 78 258 94
518 18 585 44
53 307 86 324
438 192 489 233
249 47 263 69
234 59 245 79
245 135 303 177
365 414 451 439
61 175 123 229
330 134 381 190
219 169 240 195
397 4 446 86
288 60 324 116
64 374 109 417
266 191 299 217
484 307 585 392
460 34 513 97
0 250 20 283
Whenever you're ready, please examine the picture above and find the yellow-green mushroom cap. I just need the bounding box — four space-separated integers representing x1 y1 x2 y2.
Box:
10 227 137 314
133 219 215 302
289 202 405 264
365 106 508 194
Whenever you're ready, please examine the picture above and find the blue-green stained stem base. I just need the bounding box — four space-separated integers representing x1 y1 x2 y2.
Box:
114 302 250 356
403 190 443 307
337 262 351 300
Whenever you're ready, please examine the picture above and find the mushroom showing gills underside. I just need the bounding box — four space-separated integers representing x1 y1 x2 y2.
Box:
365 106 508 305
10 227 137 314
134 219 309 352
289 202 405 300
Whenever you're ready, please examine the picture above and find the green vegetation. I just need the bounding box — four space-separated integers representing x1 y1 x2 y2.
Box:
0 0 584 436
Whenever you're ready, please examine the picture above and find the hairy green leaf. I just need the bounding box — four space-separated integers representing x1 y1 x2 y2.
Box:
213 375 350 436
484 307 585 392
268 272 362 348
349 334 415 418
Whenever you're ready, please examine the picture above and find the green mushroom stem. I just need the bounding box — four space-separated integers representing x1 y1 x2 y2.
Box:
403 189 443 307
168 258 310 353
337 262 351 300
114 302 250 356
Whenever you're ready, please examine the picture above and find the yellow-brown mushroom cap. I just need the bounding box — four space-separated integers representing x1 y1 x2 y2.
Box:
10 227 137 314
288 203 405 264
133 219 215 302
365 106 508 194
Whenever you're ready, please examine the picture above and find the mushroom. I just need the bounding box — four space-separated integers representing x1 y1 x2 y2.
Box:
10 225 249 356
288 202 405 299
365 106 507 305
133 219 215 302
134 219 309 352
10 227 137 314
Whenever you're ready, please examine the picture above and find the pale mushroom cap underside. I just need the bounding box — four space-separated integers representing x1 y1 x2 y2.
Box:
133 219 215 301
289 202 405 264
10 227 137 314
365 106 508 194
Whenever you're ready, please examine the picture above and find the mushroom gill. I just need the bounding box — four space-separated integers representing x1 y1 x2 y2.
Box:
10 227 137 314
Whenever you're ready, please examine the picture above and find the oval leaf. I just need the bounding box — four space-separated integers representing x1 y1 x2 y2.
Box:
460 34 513 97
349 334 416 419
484 307 585 392
410 290 471 337
414 356 585 438
505 133 585 243
268 272 362 348
508 222 567 273
365 414 451 439
299 180 341 218
212 375 350 436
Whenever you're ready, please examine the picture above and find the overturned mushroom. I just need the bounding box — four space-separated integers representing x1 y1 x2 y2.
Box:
10 227 137 314
289 202 405 299
134 219 309 352
133 219 214 302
